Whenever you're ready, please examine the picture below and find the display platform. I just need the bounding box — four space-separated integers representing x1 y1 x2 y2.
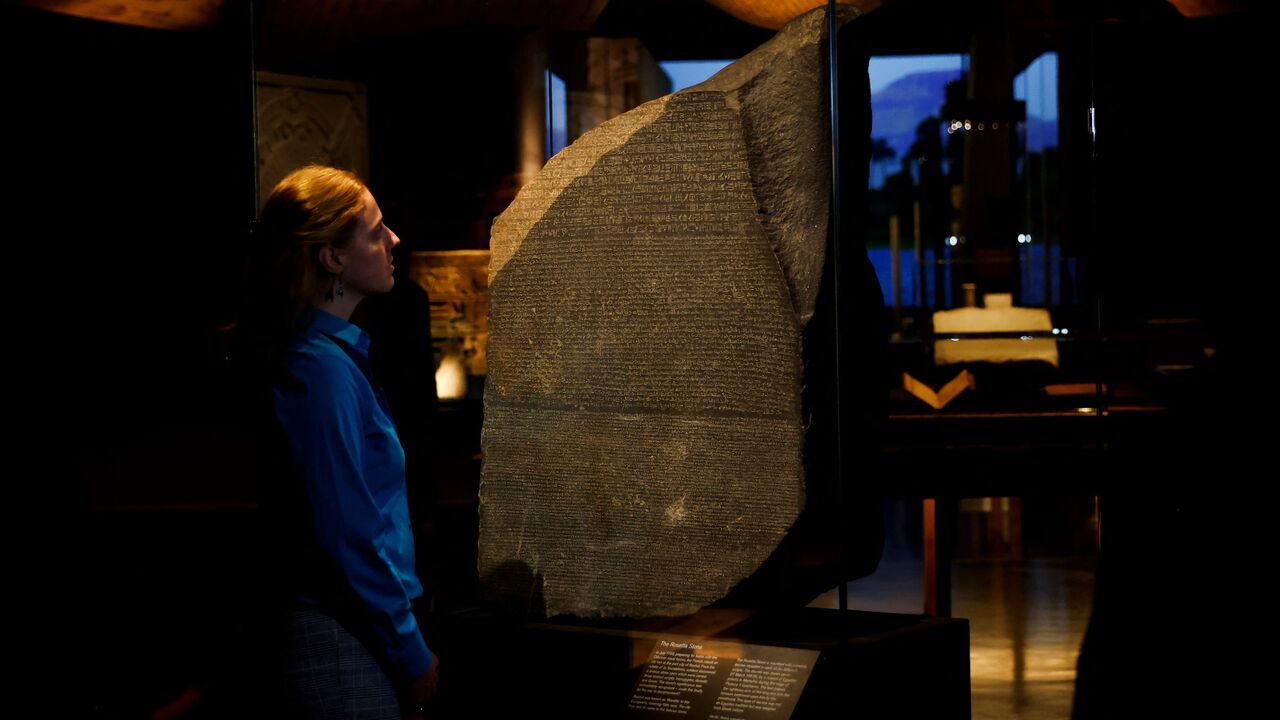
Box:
426 605 969 719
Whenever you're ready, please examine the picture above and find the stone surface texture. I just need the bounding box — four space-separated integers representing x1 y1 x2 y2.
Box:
480 7 853 618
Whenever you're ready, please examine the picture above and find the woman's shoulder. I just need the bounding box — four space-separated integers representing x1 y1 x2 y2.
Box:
280 334 361 385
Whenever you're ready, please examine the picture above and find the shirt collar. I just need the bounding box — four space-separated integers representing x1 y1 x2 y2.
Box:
303 308 370 351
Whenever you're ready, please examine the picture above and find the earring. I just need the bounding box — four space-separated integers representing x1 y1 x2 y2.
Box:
335 274 345 298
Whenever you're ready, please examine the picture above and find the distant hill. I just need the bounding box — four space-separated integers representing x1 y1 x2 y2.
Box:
871 70 962 168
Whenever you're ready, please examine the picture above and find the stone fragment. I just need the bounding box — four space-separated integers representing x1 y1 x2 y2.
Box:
480 7 854 617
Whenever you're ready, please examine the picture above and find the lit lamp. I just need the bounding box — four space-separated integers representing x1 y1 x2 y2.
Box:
1165 1 1249 16
435 353 468 400
705 0 881 30
20 0 223 30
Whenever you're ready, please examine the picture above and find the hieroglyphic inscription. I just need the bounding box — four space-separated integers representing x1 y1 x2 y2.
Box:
481 9 843 618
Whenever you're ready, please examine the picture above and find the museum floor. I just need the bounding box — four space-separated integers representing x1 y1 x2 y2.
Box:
811 499 1097 720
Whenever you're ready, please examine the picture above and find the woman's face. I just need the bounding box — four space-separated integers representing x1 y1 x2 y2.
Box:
338 189 400 300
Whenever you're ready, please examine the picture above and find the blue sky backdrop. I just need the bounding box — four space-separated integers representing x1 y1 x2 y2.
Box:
552 55 1059 175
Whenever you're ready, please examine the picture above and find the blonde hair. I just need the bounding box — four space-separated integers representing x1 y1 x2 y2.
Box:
257 165 369 326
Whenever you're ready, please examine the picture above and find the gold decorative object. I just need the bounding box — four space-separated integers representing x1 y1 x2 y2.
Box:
903 370 975 410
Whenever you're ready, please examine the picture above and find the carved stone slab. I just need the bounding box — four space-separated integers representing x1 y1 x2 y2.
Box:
256 71 369 208
481 8 851 617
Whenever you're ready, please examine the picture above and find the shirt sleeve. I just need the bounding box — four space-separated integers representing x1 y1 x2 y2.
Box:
275 362 434 682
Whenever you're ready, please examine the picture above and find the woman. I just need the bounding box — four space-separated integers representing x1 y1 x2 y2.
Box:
254 165 438 719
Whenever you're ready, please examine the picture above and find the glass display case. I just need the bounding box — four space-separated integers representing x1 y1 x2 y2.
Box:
15 0 1260 717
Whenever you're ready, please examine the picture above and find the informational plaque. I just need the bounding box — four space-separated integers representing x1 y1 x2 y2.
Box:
626 639 819 719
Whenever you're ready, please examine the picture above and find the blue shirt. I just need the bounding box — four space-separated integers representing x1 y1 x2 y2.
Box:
273 308 433 681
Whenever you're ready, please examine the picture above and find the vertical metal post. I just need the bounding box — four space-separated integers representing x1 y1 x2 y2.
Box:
827 0 848 614
247 0 260 219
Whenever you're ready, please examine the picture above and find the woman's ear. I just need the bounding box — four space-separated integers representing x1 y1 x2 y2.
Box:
319 245 345 274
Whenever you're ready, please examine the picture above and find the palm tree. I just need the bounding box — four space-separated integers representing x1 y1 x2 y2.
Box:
870 137 897 189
